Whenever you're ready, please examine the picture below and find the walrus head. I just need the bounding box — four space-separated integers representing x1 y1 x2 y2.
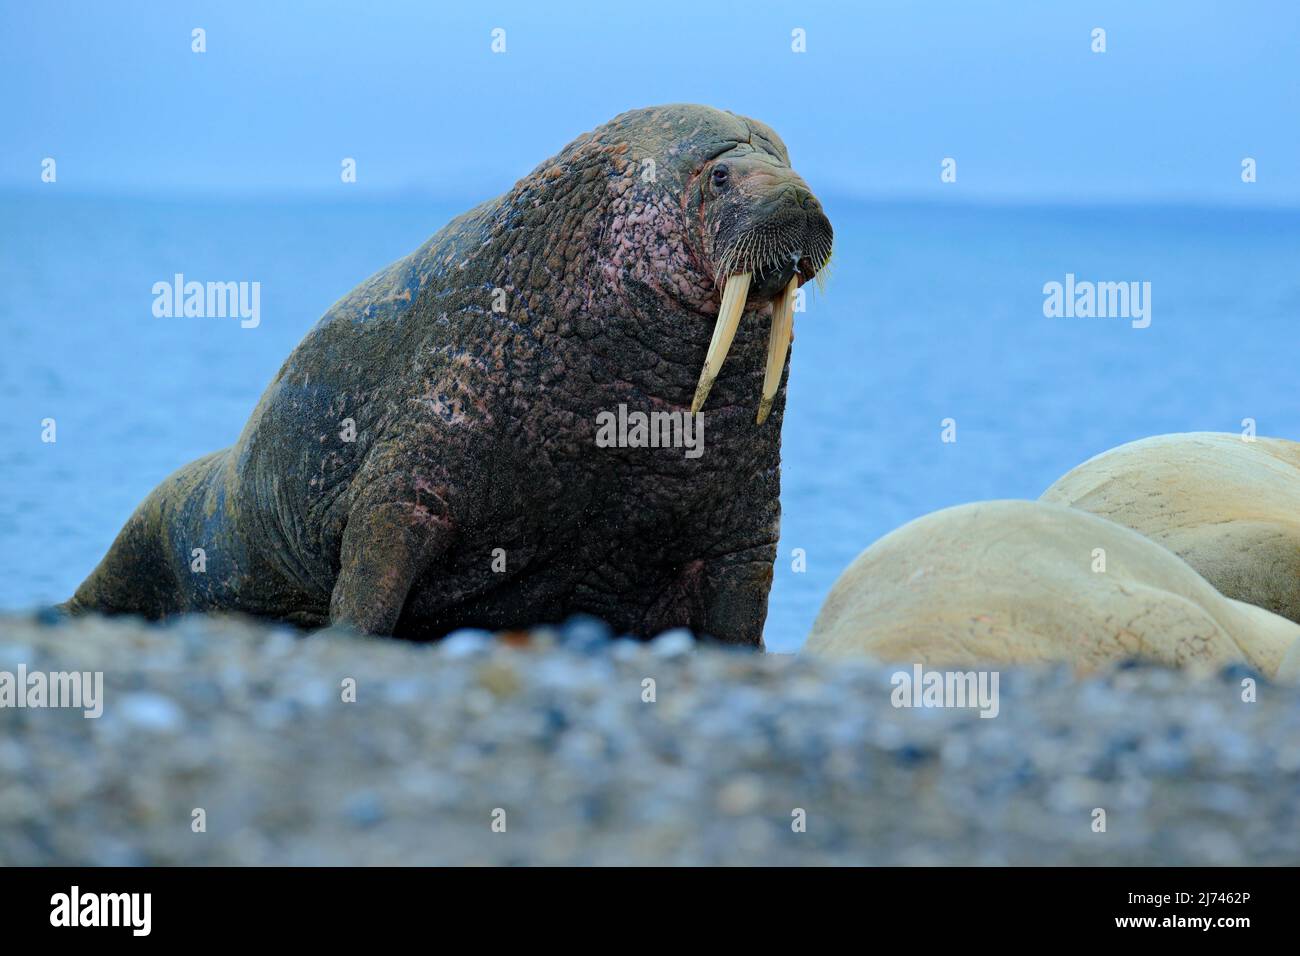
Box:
562 104 833 425
687 133 833 422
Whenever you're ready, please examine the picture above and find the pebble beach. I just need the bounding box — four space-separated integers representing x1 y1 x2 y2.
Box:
2 612 1297 866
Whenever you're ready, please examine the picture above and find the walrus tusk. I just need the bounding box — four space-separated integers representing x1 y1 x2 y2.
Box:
691 272 752 414
756 275 798 425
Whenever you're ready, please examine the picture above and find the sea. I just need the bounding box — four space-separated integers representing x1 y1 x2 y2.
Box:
2 194 1297 652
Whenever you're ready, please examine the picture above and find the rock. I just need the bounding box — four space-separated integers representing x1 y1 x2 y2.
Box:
804 500 1300 675
477 660 522 698
343 792 387 829
32 605 65 627
439 629 493 659
0 644 35 668
116 692 185 732
716 774 764 814
650 628 695 657
1041 432 1300 624
559 615 612 652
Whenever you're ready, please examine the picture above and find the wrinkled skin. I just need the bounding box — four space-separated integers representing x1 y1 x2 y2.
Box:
68 104 834 646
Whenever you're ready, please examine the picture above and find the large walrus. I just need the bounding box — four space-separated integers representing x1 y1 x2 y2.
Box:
66 104 834 645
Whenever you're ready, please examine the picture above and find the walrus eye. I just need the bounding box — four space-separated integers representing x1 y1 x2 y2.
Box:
711 164 730 190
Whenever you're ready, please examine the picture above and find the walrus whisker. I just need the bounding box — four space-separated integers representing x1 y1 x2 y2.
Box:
717 224 832 289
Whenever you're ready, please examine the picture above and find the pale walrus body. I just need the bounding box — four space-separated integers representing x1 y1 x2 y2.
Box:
804 500 1298 675
1040 432 1300 624
69 105 834 644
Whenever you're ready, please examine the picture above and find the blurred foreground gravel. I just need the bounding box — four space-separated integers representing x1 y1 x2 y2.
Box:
2 612 1298 865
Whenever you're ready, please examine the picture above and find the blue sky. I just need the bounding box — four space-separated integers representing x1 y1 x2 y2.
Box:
2 0 1298 204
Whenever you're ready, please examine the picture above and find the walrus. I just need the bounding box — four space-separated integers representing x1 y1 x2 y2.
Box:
66 104 834 645
1281 638 1300 683
1041 432 1300 624
804 500 1298 675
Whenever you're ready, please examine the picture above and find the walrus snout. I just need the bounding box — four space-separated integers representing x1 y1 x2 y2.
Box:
714 173 833 287
765 187 832 289
706 158 833 283
749 220 829 300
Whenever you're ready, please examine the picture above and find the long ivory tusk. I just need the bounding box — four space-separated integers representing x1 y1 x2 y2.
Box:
756 276 798 424
691 272 752 414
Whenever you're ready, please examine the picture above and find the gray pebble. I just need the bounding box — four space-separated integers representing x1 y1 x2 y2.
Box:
116 692 185 732
650 628 695 657
439 629 493 658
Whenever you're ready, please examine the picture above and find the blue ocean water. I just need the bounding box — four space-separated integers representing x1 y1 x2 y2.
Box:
1 195 1296 651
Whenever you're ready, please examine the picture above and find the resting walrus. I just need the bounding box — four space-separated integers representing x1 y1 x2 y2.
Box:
67 104 834 645
1041 432 1300 624
804 500 1298 675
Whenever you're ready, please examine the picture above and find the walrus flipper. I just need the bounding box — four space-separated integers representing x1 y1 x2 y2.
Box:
329 499 453 635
